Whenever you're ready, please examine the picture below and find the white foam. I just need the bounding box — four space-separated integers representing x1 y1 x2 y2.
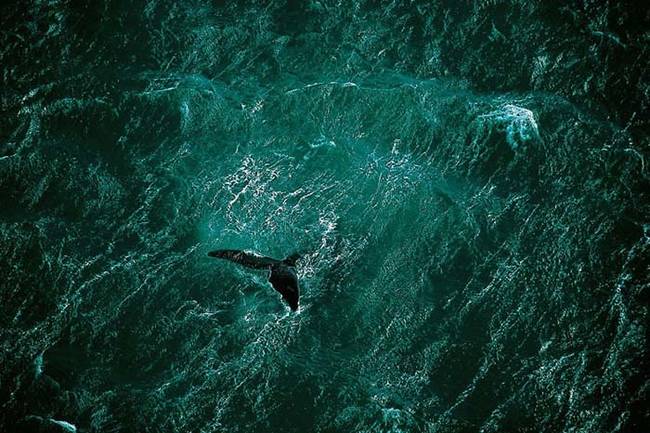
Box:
34 352 44 378
49 419 77 432
479 104 540 150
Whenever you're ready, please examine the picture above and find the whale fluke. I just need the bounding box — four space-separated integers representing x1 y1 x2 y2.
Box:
208 249 300 311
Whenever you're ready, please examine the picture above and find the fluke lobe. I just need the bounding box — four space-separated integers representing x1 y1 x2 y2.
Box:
208 249 301 311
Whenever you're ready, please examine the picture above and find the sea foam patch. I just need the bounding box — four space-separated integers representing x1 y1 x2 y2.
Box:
479 104 541 150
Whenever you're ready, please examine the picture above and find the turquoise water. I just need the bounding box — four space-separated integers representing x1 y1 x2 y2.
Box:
1 2 648 432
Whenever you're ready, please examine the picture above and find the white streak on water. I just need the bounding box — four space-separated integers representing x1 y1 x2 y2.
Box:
34 352 44 378
50 419 77 432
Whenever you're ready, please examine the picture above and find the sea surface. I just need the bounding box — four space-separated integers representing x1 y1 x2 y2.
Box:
1 1 648 432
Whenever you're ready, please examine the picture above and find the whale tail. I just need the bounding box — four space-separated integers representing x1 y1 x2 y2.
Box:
208 249 301 311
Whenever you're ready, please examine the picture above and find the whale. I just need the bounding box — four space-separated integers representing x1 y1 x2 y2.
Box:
208 249 301 311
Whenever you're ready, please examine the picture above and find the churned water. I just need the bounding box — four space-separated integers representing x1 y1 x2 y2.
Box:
1 2 648 432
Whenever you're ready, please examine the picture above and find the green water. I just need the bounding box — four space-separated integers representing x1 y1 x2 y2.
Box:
1 1 648 432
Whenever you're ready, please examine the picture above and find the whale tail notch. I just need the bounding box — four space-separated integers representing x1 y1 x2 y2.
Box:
282 253 301 267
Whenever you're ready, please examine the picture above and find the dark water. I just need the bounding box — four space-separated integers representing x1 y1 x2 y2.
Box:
1 1 648 432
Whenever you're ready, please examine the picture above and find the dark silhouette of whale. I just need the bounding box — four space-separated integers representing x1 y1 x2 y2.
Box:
208 249 301 311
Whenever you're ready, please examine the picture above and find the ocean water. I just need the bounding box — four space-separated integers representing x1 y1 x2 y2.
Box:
1 1 648 432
